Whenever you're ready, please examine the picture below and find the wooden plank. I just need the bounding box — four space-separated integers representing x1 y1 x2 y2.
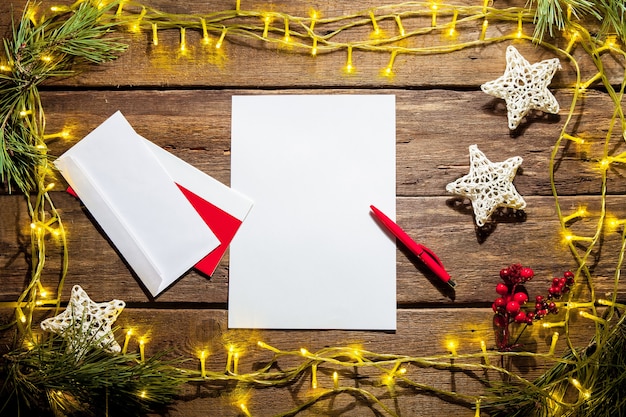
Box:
29 88 626 198
0 307 595 416
1 1 623 88
2 193 624 304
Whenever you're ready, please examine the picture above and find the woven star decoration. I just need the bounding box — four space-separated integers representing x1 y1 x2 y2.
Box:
446 145 526 227
481 45 561 130
41 285 125 354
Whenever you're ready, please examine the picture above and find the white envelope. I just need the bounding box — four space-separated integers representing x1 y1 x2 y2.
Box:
54 111 252 297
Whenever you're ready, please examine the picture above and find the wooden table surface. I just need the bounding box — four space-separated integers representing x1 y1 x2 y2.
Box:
1 0 624 416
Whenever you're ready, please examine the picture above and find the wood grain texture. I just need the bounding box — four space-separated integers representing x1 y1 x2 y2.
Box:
0 0 623 415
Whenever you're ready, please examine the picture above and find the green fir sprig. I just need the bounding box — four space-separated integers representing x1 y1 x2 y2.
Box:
528 0 626 42
0 0 126 193
0 331 186 417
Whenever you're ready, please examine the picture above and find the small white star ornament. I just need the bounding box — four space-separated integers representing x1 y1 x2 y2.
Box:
481 45 561 130
446 145 526 227
41 285 125 355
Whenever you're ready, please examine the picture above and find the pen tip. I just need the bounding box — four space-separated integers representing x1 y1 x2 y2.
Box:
448 279 456 288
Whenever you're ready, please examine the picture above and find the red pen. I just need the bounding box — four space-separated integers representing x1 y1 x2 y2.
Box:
370 205 455 288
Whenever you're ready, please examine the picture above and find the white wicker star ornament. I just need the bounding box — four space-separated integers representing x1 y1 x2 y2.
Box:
446 145 526 227
481 45 561 130
40 285 125 354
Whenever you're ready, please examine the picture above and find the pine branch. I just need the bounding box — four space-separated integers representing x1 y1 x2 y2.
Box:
0 1 126 193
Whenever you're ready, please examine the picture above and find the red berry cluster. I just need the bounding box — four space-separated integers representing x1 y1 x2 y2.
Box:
492 264 574 350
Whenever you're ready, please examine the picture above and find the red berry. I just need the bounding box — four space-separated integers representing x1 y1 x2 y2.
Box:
506 301 520 314
520 267 534 280
495 297 507 308
495 283 509 296
513 292 528 304
536 295 544 303
552 277 560 286
514 311 527 323
500 268 511 279
563 271 574 279
526 316 534 324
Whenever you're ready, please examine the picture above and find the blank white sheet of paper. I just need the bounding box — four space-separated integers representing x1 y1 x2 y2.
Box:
229 95 396 330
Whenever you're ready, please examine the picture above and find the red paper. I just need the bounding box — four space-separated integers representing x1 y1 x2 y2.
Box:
176 184 243 277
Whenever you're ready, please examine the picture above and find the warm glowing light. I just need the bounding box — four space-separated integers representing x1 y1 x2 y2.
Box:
139 337 146 362
311 363 318 389
447 9 458 39
598 158 611 171
226 344 235 372
200 350 207 377
369 11 381 37
300 347 309 356
333 371 339 389
19 110 31 117
122 329 132 354
216 28 227 49
515 12 523 38
152 23 158 46
41 55 53 63
480 340 490 365
430 3 438 27
579 310 606 324
0 64 11 72
382 373 394 386
39 289 48 298
19 314 27 323
446 339 458 356
562 205 587 223
50 5 68 13
179 27 187 53
344 46 354 74
311 38 318 56
200 19 210 45
381 51 397 78
543 320 566 328
239 403 252 417
262 13 272 38
139 390 147 398
233 351 240 374
397 367 407 375
283 17 290 43
549 332 559 355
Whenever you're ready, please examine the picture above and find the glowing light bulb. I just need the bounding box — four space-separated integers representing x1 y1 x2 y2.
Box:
139 338 146 362
311 363 318 389
239 403 252 417
333 371 339 389
152 23 158 46
122 329 132 354
139 390 147 398
300 348 309 356
200 350 207 377
446 339 458 356
430 3 438 27
216 28 227 49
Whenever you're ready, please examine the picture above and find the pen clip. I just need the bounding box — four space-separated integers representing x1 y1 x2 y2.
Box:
417 244 445 269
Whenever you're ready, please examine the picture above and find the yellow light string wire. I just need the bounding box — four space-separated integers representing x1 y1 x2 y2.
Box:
7 1 626 415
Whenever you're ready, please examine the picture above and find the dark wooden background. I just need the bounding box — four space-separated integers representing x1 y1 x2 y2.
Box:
1 0 624 415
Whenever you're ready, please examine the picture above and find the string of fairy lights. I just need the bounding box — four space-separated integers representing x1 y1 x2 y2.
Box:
2 0 626 415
